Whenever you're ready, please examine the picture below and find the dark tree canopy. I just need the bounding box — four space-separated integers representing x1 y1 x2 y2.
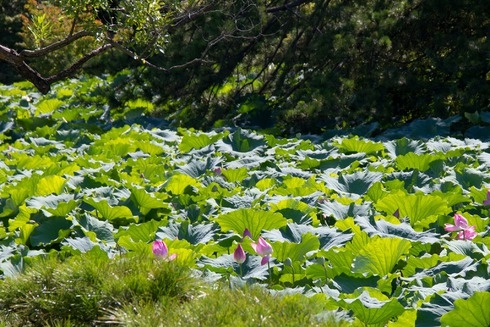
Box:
1 0 489 133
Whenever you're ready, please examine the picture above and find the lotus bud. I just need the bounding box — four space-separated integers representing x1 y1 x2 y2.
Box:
242 228 252 239
152 240 177 260
233 244 246 264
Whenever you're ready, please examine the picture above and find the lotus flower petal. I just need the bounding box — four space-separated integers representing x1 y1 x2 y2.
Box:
453 214 469 229
457 226 477 240
483 190 490 205
251 237 273 257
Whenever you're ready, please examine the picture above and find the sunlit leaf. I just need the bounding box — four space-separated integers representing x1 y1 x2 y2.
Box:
130 188 168 215
35 175 66 196
215 208 287 240
179 130 225 152
352 237 411 276
269 199 315 224
374 191 451 228
84 198 137 224
35 98 63 115
271 233 320 262
336 137 385 154
341 289 405 325
163 174 201 195
221 167 249 183
395 153 441 172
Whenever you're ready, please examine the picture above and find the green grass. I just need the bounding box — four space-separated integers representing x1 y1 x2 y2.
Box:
0 251 351 327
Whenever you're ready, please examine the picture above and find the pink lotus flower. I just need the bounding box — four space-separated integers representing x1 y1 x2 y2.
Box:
233 244 246 264
444 214 477 240
242 228 252 239
483 190 490 206
456 226 477 240
152 240 177 260
251 237 273 265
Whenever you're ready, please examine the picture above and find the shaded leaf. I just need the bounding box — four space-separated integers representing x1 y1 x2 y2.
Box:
29 217 72 247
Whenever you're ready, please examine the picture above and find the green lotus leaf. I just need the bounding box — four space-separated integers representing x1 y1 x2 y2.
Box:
332 273 380 293
263 223 353 250
217 128 266 154
136 140 165 155
221 167 249 183
271 233 319 263
27 194 74 210
402 254 441 277
352 237 411 276
179 130 225 153
0 197 19 219
115 220 161 243
366 181 388 202
198 254 268 280
215 208 287 240
42 200 78 217
454 167 486 190
317 153 366 170
341 289 405 325
336 136 385 154
15 154 54 170
177 156 222 178
156 221 219 245
269 199 315 224
35 98 63 115
63 236 97 253
29 217 73 247
35 175 66 196
417 293 469 327
275 175 323 197
130 188 168 214
84 198 137 224
117 234 150 252
319 201 372 220
395 152 442 172
163 174 202 195
384 137 426 158
321 171 383 196
77 213 114 242
323 248 356 277
374 191 451 228
354 215 441 243
19 223 37 245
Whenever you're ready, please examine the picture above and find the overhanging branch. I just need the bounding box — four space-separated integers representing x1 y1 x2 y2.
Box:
20 30 93 58
46 43 113 84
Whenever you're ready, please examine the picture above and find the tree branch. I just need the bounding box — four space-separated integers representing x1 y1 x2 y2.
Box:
20 30 92 58
46 43 113 84
266 0 310 13
0 44 51 93
0 40 112 94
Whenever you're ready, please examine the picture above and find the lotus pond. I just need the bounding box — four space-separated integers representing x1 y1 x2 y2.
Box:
0 78 490 326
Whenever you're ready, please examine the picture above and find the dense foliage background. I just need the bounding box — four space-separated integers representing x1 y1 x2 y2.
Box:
1 0 489 134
